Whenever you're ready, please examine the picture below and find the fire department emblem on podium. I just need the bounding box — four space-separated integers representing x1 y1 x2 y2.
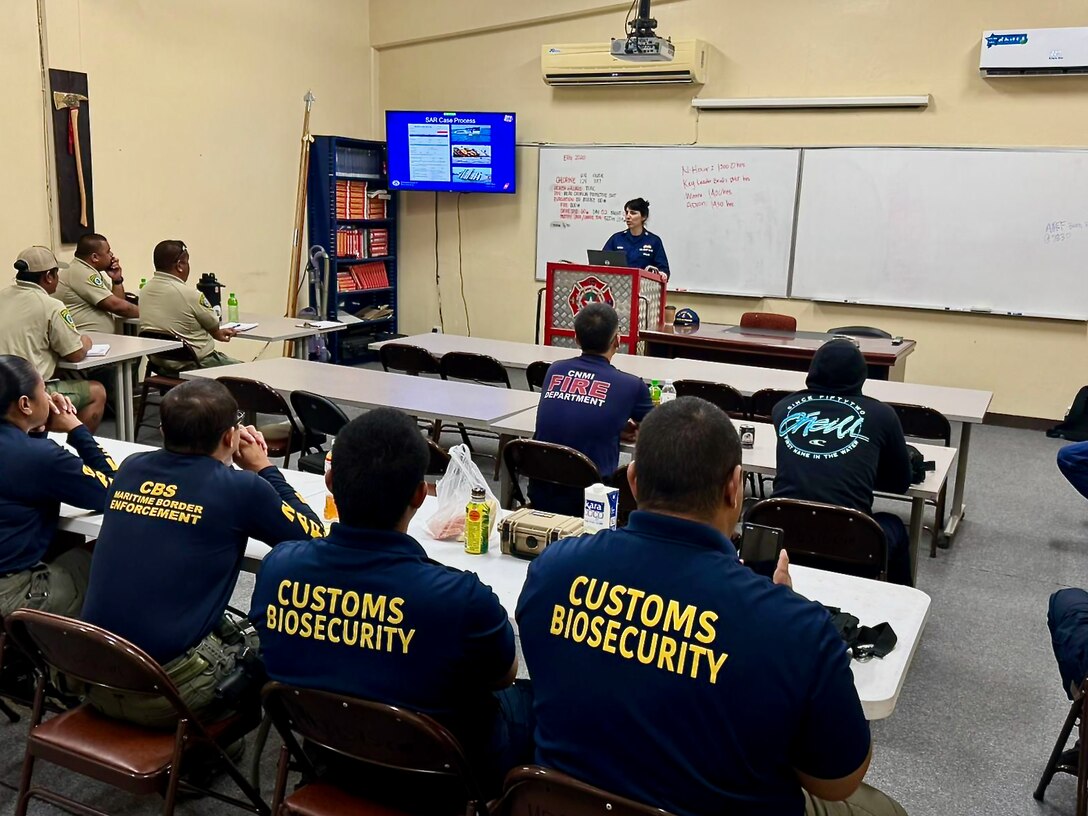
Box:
567 275 616 316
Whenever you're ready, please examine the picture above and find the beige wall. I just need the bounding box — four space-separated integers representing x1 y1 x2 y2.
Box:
5 0 374 360
374 0 1088 418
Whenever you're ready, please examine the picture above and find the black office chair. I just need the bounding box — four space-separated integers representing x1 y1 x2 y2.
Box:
290 391 350 475
828 326 893 339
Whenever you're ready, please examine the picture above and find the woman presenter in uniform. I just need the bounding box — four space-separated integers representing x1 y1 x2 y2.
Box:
602 197 670 279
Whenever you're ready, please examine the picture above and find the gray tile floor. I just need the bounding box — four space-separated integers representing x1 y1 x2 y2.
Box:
0 421 1083 814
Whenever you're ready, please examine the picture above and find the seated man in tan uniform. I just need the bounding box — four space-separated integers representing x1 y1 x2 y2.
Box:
54 233 139 333
138 240 240 372
0 247 106 431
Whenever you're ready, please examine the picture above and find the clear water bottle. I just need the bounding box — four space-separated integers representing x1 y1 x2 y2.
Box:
660 379 677 404
227 292 240 324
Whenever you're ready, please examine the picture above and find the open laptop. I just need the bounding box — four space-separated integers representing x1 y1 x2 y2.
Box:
587 249 628 267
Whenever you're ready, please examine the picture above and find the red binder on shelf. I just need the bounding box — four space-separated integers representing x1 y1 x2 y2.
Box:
543 263 666 355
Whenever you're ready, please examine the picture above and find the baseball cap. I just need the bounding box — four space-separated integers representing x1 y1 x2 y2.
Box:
674 307 700 327
16 246 68 274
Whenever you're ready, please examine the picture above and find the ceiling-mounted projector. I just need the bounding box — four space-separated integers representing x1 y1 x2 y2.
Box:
611 0 675 62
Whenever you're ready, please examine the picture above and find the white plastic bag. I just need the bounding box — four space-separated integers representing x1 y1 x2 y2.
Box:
424 444 500 541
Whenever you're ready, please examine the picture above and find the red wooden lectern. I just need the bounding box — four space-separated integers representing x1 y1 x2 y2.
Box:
542 263 667 355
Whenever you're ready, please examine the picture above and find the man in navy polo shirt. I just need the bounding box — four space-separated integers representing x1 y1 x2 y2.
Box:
517 397 907 816
250 407 528 794
771 339 913 585
81 380 323 727
532 302 652 515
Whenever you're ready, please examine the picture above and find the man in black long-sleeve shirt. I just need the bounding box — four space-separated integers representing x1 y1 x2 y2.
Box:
771 339 913 585
81 380 323 726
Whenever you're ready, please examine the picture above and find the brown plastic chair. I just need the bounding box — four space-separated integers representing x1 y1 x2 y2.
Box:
828 325 892 339
5 609 266 816
262 682 482 816
610 464 637 528
748 388 793 423
219 376 306 468
502 439 600 509
1036 675 1088 815
889 403 952 557
493 765 677 816
379 343 441 376
673 380 747 419
740 312 797 332
746 498 888 580
526 360 550 392
133 330 201 437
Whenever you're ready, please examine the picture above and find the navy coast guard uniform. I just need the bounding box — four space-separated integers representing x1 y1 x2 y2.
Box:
0 424 116 616
531 353 652 514
516 512 871 816
602 229 669 277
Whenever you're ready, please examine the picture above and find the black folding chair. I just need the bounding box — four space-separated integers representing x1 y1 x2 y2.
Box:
290 391 349 475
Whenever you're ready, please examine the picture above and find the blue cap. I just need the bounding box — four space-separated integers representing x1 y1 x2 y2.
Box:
673 307 700 327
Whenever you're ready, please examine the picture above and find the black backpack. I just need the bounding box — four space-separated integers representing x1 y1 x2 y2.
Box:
1048 386 1088 441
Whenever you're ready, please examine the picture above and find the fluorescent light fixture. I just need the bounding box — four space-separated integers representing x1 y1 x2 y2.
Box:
691 95 931 110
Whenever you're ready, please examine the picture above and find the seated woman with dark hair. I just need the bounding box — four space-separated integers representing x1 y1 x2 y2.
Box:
0 354 116 617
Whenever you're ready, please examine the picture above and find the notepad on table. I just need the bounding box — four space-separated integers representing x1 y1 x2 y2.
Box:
296 320 342 330
87 344 111 357
222 322 259 332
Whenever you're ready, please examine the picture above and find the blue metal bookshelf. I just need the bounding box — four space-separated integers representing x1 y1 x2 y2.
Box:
307 135 399 365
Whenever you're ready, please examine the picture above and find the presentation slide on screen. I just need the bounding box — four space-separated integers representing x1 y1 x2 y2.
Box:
387 111 516 194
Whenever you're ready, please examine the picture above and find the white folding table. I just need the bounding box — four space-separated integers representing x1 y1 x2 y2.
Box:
57 332 182 443
377 332 989 545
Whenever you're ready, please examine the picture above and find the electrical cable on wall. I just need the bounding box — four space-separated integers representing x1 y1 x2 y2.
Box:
456 192 471 336
434 192 445 331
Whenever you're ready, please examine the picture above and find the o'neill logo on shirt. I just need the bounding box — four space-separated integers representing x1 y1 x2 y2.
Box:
568 275 616 317
545 369 611 407
777 395 870 460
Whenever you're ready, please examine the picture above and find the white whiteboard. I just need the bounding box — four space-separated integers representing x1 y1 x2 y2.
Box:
793 148 1088 320
535 147 801 297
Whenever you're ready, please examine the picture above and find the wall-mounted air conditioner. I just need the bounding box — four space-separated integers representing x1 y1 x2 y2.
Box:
980 27 1088 76
542 39 707 86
